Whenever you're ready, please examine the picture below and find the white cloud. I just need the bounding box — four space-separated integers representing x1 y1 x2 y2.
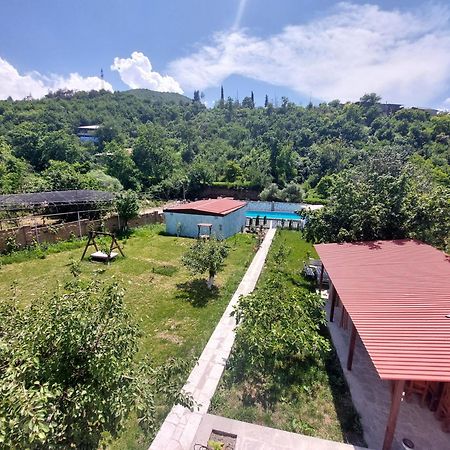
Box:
233 0 248 30
169 2 450 106
0 57 113 100
111 51 183 94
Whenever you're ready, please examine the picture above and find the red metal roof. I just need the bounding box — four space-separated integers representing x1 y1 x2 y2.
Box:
163 198 246 216
315 239 450 381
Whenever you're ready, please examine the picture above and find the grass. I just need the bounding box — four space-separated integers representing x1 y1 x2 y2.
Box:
0 224 256 449
209 230 366 447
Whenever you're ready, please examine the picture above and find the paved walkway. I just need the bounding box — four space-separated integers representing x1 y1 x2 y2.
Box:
193 414 366 450
325 294 450 450
150 228 277 450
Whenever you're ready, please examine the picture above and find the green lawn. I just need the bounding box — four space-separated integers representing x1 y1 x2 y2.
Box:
209 230 366 447
0 225 256 448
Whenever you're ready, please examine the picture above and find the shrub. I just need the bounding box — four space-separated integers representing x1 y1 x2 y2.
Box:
229 276 329 405
116 190 140 230
0 278 193 448
182 237 229 289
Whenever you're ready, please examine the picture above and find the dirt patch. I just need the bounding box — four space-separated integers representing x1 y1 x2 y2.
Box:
156 331 183 345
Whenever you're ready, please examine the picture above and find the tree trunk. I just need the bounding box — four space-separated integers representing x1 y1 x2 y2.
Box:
207 271 215 289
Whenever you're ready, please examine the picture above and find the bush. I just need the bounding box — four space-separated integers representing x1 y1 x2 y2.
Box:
116 190 140 229
228 275 329 405
0 278 193 448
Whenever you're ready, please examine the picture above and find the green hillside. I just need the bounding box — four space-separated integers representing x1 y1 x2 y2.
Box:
121 88 191 104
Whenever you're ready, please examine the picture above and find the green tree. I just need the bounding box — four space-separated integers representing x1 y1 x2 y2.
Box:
260 183 283 201
104 141 141 190
0 139 30 193
280 182 304 202
0 279 193 448
132 124 176 187
116 190 140 230
39 130 83 168
182 238 229 289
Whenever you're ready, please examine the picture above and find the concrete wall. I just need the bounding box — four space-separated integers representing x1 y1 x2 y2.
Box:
164 206 246 239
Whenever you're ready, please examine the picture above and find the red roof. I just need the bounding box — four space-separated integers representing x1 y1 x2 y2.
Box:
315 239 450 381
163 198 247 216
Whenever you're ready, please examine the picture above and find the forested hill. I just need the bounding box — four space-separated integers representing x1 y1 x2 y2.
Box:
0 90 449 248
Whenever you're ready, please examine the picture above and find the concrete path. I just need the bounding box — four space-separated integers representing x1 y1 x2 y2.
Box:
150 228 277 450
325 295 450 450
193 414 367 450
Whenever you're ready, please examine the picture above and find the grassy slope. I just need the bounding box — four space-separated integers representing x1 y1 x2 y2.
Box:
209 230 366 447
0 225 256 448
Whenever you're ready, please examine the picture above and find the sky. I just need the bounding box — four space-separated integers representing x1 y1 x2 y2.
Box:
1 0 450 108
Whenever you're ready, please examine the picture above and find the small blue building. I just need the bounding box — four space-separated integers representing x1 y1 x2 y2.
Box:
77 125 100 144
163 198 247 239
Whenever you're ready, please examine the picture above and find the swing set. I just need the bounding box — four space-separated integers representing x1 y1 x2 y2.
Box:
81 231 125 262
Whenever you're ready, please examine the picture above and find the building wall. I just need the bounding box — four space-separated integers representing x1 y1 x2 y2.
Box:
164 207 246 239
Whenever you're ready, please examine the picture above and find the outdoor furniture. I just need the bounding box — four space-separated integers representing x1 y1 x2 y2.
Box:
435 383 450 431
197 223 212 239
303 263 316 279
404 380 431 407
81 231 124 262
308 258 330 287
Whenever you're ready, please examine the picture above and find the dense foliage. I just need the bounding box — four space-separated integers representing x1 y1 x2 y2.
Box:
0 276 193 448
0 88 449 247
227 242 329 406
305 149 450 250
115 190 140 229
229 276 329 406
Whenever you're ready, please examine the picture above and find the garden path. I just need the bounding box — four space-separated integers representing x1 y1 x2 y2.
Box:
150 228 277 450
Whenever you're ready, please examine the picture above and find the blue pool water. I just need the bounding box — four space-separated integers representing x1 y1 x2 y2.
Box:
246 210 302 220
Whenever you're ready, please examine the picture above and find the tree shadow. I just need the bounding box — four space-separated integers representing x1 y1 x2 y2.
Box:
175 278 219 307
324 336 367 447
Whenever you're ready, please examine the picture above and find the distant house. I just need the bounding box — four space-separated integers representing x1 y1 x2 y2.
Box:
77 125 101 143
163 198 247 239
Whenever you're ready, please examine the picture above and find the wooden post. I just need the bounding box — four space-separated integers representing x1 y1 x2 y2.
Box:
77 211 82 238
319 264 324 290
347 323 357 370
34 220 39 243
329 283 337 322
382 380 405 450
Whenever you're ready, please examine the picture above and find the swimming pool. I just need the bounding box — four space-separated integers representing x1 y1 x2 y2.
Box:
246 210 302 220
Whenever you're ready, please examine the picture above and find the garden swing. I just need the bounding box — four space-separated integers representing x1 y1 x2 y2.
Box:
81 231 125 262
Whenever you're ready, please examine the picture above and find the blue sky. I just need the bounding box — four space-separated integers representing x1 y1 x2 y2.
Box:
1 1 450 108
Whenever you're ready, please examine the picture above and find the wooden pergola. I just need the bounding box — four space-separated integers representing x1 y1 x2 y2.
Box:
315 239 450 450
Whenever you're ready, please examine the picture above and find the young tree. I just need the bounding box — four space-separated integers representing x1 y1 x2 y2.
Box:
264 94 269 108
116 190 140 230
0 279 193 448
182 238 229 289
